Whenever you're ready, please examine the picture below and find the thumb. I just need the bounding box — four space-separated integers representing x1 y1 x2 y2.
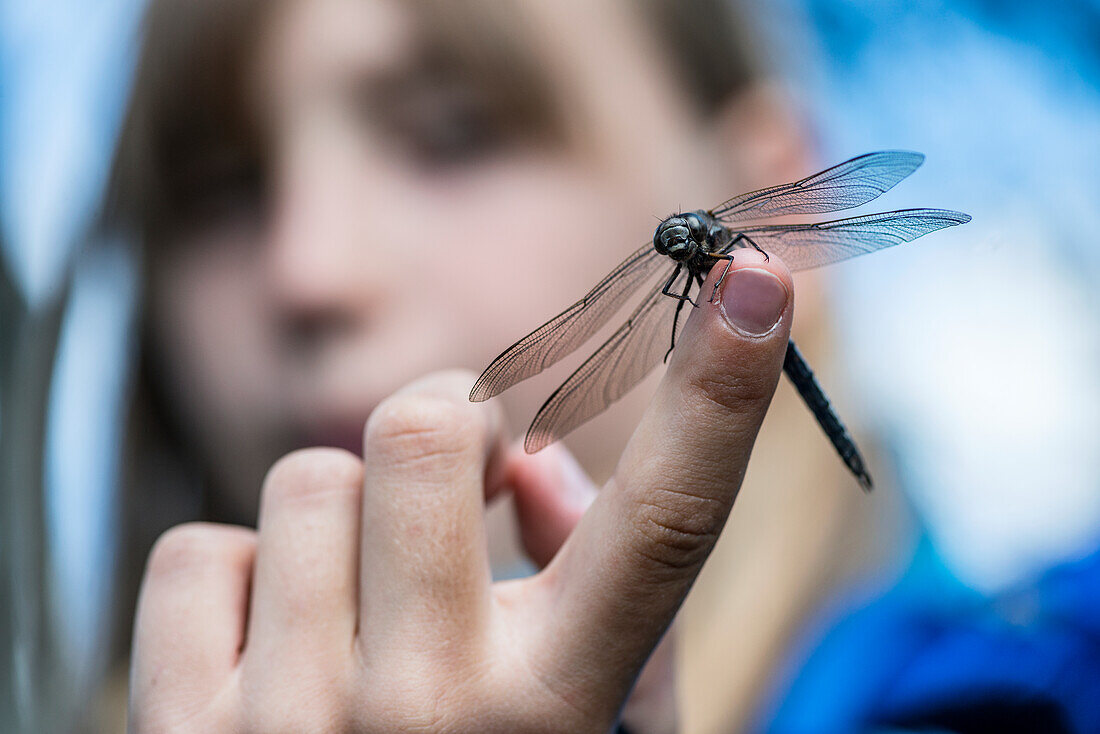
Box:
535 248 793 712
504 443 597 567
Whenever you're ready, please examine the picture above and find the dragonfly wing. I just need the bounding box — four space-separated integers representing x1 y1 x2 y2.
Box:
524 275 679 452
470 243 666 401
711 151 924 222
729 209 971 271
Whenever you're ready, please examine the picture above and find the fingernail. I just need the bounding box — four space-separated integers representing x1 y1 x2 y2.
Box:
720 268 789 337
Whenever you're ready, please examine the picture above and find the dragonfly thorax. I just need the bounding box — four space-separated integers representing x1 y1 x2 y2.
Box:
653 210 709 262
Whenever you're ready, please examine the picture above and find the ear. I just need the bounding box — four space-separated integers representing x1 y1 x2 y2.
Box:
708 81 816 192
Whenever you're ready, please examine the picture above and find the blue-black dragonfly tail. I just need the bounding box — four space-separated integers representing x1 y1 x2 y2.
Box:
782 340 873 492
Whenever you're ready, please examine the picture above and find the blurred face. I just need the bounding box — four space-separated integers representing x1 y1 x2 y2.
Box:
147 0 763 516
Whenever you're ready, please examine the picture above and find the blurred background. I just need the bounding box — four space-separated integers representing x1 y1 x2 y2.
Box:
2 0 1098 732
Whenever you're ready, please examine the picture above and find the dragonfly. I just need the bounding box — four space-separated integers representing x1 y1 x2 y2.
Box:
470 151 970 491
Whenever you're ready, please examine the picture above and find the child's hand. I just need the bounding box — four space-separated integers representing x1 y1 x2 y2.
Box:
129 252 792 733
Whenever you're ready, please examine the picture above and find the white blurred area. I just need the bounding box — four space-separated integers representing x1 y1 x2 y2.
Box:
843 226 1100 592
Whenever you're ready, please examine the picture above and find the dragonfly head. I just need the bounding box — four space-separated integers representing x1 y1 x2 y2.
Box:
653 211 706 262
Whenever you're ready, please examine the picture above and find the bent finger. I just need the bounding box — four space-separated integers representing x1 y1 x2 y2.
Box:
130 523 255 726
357 370 505 658
504 442 597 567
246 448 363 659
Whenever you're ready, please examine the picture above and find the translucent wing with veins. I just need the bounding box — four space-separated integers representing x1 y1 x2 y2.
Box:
728 209 972 270
470 151 971 463
524 276 679 452
518 209 971 451
711 150 925 221
470 243 665 402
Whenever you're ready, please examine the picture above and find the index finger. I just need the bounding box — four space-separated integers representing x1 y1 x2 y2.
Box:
537 249 794 704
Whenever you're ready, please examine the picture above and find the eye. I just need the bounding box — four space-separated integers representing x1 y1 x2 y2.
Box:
368 77 507 169
171 148 265 236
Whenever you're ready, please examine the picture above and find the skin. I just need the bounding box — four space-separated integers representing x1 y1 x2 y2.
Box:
131 251 795 733
129 0 836 730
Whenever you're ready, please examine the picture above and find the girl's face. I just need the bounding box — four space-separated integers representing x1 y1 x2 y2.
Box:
147 0 781 515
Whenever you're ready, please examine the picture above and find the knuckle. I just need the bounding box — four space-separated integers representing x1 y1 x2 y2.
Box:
365 393 485 467
147 522 251 577
629 484 726 572
377 706 449 733
262 447 363 504
366 683 453 733
128 711 222 734
519 658 604 732
688 368 780 415
244 691 348 734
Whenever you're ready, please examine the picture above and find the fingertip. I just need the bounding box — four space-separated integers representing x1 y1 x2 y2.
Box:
716 261 791 339
661 250 792 406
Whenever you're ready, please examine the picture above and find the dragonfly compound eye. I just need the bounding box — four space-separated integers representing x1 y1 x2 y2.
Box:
685 212 707 241
654 218 696 260
653 225 670 255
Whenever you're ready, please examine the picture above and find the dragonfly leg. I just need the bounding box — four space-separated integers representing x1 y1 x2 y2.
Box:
660 264 682 298
661 263 698 307
664 273 695 362
708 254 735 303
707 232 771 303
743 233 769 262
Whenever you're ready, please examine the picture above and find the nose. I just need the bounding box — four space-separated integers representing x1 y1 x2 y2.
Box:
264 126 387 349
